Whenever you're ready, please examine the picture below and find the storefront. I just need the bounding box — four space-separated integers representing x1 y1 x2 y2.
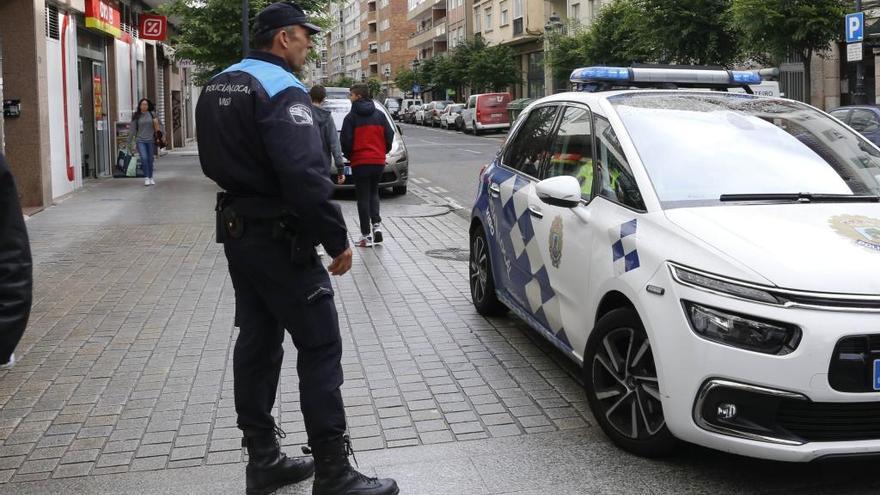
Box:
78 0 118 178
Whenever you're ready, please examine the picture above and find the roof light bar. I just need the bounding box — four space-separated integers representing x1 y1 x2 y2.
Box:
569 65 762 90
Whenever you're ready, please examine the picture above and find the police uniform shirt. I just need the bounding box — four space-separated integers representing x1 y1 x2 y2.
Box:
196 51 348 257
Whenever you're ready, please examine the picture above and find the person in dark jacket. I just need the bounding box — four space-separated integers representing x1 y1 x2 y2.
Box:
309 85 346 181
0 151 33 370
195 3 397 495
340 84 393 247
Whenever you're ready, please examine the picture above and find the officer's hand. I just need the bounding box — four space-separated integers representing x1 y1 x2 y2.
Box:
336 175 346 185
328 248 353 276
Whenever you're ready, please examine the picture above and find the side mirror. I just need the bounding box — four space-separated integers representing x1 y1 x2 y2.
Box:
535 176 582 208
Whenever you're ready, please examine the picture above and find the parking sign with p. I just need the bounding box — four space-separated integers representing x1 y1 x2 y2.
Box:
139 14 167 41
846 12 864 43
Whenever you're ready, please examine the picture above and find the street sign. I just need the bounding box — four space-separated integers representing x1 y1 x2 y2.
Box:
412 84 421 94
848 42 864 62
139 14 167 41
846 12 864 43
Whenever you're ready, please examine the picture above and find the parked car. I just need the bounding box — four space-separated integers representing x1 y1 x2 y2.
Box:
440 104 464 129
405 104 421 124
829 105 880 146
470 64 880 462
415 104 429 126
324 86 350 100
384 97 403 120
462 92 512 135
427 100 454 127
401 98 422 119
323 97 409 194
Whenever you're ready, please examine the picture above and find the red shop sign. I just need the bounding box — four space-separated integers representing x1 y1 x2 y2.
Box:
139 14 167 41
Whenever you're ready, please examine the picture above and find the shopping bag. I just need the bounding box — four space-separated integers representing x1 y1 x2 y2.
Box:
126 155 139 177
116 150 129 174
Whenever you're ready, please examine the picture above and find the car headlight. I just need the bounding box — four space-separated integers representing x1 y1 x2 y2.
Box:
669 264 780 304
683 301 801 355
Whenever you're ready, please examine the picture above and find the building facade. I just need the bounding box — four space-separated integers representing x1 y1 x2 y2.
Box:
408 0 447 61
364 0 418 97
0 0 193 212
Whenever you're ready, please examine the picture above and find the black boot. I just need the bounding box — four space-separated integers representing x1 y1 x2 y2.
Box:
243 429 315 495
310 434 398 495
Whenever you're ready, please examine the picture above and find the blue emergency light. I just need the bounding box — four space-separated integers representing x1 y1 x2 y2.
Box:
569 65 762 92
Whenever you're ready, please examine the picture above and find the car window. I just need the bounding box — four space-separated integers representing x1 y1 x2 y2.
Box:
540 106 594 200
502 105 559 178
594 116 646 210
829 109 850 123
850 109 880 133
468 96 477 109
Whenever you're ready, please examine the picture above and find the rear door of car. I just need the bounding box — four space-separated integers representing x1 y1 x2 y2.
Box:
463 95 477 129
477 93 511 126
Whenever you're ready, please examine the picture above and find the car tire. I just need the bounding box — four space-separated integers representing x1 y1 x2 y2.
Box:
469 227 507 316
472 122 481 136
583 308 677 458
392 185 407 195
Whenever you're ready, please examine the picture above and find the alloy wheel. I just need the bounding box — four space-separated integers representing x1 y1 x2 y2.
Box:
469 234 488 304
591 327 665 439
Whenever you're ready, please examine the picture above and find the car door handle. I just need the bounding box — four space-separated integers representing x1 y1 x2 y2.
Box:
489 183 501 197
528 205 543 219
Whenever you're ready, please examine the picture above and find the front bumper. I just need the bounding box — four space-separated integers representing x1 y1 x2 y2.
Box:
643 267 880 462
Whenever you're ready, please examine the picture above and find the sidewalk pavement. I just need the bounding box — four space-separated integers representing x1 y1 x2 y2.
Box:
1 147 879 494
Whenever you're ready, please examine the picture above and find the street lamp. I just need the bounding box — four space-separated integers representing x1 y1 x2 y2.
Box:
543 12 565 95
411 59 421 99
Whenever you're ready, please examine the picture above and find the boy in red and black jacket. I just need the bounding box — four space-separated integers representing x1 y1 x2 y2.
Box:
340 84 394 247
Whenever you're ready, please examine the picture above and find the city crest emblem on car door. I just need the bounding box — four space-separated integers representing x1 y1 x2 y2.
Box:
830 215 880 252
549 216 564 268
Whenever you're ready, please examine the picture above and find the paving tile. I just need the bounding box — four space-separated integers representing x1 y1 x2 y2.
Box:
51 462 93 479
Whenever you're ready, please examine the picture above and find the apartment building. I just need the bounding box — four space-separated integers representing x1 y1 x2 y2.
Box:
407 0 447 60
446 0 471 50
327 0 364 81
360 0 418 96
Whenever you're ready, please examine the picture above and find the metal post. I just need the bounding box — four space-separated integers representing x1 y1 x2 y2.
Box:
242 0 249 57
854 0 867 104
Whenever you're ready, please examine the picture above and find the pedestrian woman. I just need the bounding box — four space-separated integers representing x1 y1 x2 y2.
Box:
0 151 32 369
128 98 161 186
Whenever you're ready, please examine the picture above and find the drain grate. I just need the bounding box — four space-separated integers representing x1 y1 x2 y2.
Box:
425 247 470 262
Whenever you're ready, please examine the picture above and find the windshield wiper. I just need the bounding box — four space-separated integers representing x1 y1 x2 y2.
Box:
720 193 880 203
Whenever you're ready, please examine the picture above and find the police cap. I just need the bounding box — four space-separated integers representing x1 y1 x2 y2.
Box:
254 2 321 36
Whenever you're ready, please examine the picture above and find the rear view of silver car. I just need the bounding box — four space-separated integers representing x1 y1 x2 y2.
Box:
323 98 409 195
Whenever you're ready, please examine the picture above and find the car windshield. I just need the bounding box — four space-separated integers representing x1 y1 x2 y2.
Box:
323 98 351 131
435 102 449 110
611 93 880 208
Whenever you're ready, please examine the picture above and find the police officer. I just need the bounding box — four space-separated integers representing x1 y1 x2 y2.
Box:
195 3 398 494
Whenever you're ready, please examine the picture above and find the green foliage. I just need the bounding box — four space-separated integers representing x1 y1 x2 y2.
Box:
730 0 845 64
366 78 382 97
159 0 331 84
586 0 654 65
393 67 417 94
326 76 355 88
468 44 520 92
545 25 590 82
641 0 741 66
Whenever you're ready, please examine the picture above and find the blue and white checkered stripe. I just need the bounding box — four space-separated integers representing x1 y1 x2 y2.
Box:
611 219 640 275
495 173 571 350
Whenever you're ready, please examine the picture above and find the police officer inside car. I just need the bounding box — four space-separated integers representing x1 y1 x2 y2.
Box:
195 3 398 494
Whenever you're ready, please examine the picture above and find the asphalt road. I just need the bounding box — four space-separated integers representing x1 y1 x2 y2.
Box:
398 122 507 216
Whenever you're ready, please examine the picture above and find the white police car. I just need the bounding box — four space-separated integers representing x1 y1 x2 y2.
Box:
469 65 880 462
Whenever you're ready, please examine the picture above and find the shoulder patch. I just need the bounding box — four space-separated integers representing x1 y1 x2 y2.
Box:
288 104 314 126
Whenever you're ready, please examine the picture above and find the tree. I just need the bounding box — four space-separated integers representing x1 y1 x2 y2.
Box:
545 25 591 83
586 0 655 65
469 44 520 92
641 0 741 66
730 0 845 103
326 76 355 88
366 78 382 98
430 55 459 97
160 0 331 84
394 67 417 95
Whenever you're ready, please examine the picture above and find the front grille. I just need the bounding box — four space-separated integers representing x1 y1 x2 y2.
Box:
829 335 880 393
778 400 880 442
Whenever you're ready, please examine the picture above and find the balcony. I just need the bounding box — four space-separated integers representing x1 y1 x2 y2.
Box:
407 0 444 22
